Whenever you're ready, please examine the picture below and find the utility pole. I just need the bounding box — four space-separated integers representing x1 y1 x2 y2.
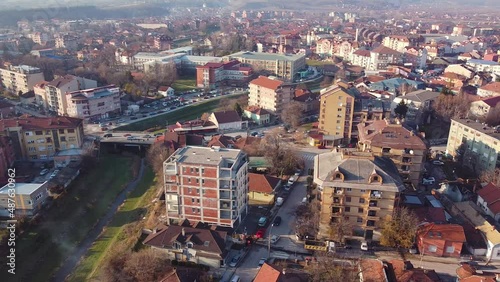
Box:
268 225 274 258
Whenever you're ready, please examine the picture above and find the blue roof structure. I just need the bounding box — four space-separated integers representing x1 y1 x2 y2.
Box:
368 78 425 93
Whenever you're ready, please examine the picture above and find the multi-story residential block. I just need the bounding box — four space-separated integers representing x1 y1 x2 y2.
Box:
444 64 475 79
196 60 252 89
248 76 294 115
163 146 249 228
318 84 359 144
55 35 77 51
31 32 49 45
224 51 306 82
0 116 84 160
446 118 500 173
66 85 121 120
0 136 16 185
314 150 404 240
466 59 500 74
315 39 334 56
33 75 98 113
0 64 45 95
357 119 428 186
403 47 428 69
351 98 392 142
382 36 410 53
0 182 49 217
350 49 371 69
154 35 172 50
368 45 403 71
334 41 355 59
470 96 500 118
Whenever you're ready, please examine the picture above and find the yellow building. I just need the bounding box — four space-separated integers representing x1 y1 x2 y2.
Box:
318 84 359 145
357 119 428 187
447 118 500 173
0 116 84 160
314 151 404 240
248 173 281 205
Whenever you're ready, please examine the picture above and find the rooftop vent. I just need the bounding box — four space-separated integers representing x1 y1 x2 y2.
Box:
204 241 210 247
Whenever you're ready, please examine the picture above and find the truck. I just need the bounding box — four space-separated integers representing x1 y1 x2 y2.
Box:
276 197 284 206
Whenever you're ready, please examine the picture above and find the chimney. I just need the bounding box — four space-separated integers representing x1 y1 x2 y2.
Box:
282 268 286 275
153 228 157 234
182 228 185 237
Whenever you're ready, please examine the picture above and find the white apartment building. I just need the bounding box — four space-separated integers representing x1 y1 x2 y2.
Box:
0 64 45 95
248 76 294 114
34 75 98 114
163 146 249 228
224 51 306 81
66 85 121 120
382 36 410 53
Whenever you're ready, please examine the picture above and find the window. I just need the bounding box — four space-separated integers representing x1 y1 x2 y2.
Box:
345 207 351 212
359 198 365 204
357 217 363 223
59 129 65 134
196 168 199 173
35 131 43 135
97 102 105 107
196 179 199 184
191 198 195 203
173 242 181 249
186 242 194 248
188 178 191 183
201 168 205 174
346 188 352 192
345 197 351 202
197 208 200 213
192 208 196 213
197 189 200 194
190 168 193 173
360 189 366 193
358 208 364 213
60 136 66 142
202 179 205 184
428 245 437 252
445 246 455 253
67 129 75 133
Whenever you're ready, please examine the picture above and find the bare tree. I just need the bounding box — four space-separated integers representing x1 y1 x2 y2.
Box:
294 199 321 237
146 142 173 177
280 101 304 129
485 104 500 127
103 249 171 282
261 129 302 176
307 256 362 282
480 168 500 187
328 216 353 243
433 92 471 121
380 207 418 249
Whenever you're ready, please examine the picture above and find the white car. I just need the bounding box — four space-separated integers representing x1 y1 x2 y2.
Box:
270 235 280 244
432 160 445 166
422 177 436 185
361 242 369 251
301 197 308 204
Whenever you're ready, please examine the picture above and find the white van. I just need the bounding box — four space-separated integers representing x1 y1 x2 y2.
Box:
231 275 241 282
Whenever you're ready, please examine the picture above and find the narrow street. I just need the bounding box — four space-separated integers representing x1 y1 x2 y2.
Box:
52 159 146 282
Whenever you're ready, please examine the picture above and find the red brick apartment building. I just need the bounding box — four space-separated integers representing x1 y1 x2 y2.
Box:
163 146 248 227
196 60 252 89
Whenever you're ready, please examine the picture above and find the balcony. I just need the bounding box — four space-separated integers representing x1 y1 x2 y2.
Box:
334 188 344 195
332 198 343 206
220 191 231 200
370 191 382 199
220 201 231 209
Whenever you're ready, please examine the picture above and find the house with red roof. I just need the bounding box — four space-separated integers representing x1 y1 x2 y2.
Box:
478 82 500 97
248 173 281 205
253 263 309 282
243 106 271 125
416 223 466 257
477 183 500 222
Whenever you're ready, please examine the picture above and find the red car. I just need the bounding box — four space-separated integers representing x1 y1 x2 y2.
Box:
123 134 131 137
255 228 266 239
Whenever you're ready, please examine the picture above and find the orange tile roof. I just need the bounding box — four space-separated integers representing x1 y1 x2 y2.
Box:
360 259 387 282
248 173 281 193
477 183 500 214
254 263 281 282
250 76 284 90
480 82 500 94
417 223 466 242
0 116 82 131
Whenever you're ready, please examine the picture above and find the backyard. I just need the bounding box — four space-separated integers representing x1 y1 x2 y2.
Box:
116 93 245 131
13 154 139 282
68 167 157 281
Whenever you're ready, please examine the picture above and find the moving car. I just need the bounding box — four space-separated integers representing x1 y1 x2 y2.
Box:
229 254 241 267
255 228 266 239
258 217 267 227
40 169 49 176
272 216 282 226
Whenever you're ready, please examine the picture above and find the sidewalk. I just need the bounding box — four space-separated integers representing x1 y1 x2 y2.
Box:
375 250 500 267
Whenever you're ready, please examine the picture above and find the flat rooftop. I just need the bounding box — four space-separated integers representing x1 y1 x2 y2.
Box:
0 182 47 195
170 146 243 166
228 51 305 62
452 118 500 140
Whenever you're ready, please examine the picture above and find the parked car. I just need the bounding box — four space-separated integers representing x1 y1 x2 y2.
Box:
432 160 445 166
361 242 369 251
40 169 49 176
272 216 282 226
123 134 131 137
270 235 280 244
127 136 135 140
422 177 436 185
229 254 241 267
143 135 152 138
103 133 113 138
255 228 266 239
258 217 267 227
301 197 308 204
